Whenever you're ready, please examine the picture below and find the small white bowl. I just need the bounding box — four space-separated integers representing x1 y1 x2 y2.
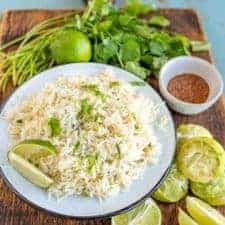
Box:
159 56 224 115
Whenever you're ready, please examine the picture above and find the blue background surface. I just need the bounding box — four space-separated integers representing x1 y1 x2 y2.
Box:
0 0 224 83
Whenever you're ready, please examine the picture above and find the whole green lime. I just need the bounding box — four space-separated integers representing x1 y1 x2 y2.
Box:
50 29 92 64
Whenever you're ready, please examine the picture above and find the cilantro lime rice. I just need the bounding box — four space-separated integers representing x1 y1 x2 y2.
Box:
6 70 160 198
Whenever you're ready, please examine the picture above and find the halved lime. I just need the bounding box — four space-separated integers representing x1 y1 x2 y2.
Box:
176 124 212 149
177 137 225 183
8 151 53 188
12 139 57 164
177 124 212 141
178 208 199 225
111 198 161 225
186 196 225 225
190 171 225 206
152 164 188 203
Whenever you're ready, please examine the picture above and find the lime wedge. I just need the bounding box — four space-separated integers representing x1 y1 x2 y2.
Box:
177 124 212 141
152 164 188 203
177 137 225 183
111 198 161 225
186 196 225 225
12 139 57 164
191 171 225 206
178 208 199 225
8 151 53 188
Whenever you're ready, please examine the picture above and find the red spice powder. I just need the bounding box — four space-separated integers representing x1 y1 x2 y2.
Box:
167 74 209 104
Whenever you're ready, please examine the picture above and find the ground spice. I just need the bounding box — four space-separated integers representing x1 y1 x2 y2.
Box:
167 74 209 104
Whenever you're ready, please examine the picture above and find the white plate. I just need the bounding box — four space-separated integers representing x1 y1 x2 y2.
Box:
0 63 176 218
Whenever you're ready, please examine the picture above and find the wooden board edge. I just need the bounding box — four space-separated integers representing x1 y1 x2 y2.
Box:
0 10 9 44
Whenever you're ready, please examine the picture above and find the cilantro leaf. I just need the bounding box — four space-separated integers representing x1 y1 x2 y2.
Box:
152 56 168 77
141 55 153 69
169 38 190 57
48 117 61 137
81 83 106 100
119 39 141 63
78 98 93 119
97 20 113 32
125 61 149 79
109 81 120 88
73 140 80 154
149 16 170 27
124 0 156 16
149 41 167 56
118 14 134 27
94 38 118 63
133 25 154 39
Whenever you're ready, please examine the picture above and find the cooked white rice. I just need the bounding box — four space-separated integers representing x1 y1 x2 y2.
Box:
6 70 160 198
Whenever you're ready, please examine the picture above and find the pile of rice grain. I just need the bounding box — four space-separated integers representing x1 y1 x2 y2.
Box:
6 70 160 198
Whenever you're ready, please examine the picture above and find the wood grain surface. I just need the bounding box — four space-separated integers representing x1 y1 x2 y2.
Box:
0 8 225 225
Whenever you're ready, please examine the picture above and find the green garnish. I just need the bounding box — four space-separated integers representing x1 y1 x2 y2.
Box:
116 143 121 159
81 83 106 100
73 140 80 154
48 117 61 137
109 81 120 88
84 153 99 171
149 16 170 27
78 98 93 119
93 113 104 123
191 41 211 52
135 123 141 131
130 81 146 86
125 62 149 79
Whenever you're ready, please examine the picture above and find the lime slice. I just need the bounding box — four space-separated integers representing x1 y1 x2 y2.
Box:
8 151 53 188
177 124 212 141
111 198 161 225
152 164 188 203
177 137 225 183
186 196 225 225
12 139 57 164
190 171 225 206
178 208 199 225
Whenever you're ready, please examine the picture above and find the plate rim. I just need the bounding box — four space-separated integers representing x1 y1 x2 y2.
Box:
0 62 176 219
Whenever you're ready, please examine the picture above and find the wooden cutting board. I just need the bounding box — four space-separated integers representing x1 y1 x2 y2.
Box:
0 8 225 225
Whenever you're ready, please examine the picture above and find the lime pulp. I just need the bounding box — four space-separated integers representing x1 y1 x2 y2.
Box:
8 151 53 188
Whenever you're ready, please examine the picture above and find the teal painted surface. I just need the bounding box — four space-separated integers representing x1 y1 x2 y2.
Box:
0 0 84 11
1 0 224 83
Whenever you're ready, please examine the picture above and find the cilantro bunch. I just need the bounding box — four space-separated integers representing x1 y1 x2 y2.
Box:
75 0 192 79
